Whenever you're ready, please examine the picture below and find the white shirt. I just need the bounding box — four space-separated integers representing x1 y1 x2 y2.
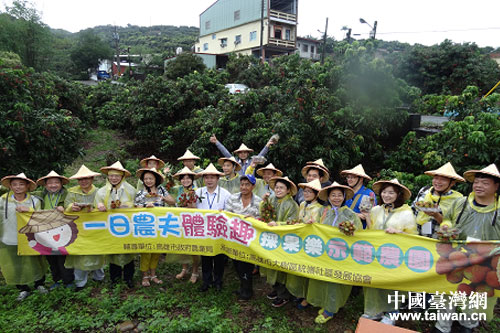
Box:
195 185 231 210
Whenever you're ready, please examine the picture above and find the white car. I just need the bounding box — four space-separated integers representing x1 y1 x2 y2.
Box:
225 83 249 94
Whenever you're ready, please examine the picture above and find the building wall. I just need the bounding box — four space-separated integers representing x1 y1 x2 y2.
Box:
296 40 320 60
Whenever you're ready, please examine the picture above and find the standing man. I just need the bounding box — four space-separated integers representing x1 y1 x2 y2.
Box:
225 174 262 300
295 159 331 205
195 164 231 292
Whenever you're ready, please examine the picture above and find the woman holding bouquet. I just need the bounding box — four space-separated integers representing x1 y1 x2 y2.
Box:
306 182 362 324
168 167 200 284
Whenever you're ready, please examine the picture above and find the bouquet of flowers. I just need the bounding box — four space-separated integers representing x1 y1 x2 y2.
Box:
436 224 460 242
163 163 175 192
338 220 356 236
415 201 440 213
260 197 277 223
178 190 199 208
286 219 300 225
110 200 121 209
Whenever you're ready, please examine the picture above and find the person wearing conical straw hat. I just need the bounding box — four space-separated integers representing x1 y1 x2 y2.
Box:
341 164 377 229
64 164 105 291
136 155 166 191
295 159 331 205
194 163 231 292
34 171 74 289
218 156 242 194
412 162 465 238
246 162 283 198
360 178 416 325
210 134 277 176
307 182 362 324
433 164 500 333
177 149 204 188
264 176 299 307
0 173 47 301
285 179 323 310
134 168 169 288
95 161 137 288
168 166 201 284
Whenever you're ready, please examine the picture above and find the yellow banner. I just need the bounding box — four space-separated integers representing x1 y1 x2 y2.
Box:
16 208 500 295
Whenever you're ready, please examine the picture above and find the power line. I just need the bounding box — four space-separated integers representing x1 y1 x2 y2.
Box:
373 27 500 36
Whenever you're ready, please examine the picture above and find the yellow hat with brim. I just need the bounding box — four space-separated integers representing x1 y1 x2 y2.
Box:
218 156 242 172
463 164 500 183
424 162 465 182
100 161 131 177
173 166 200 180
318 181 355 202
301 165 330 183
257 163 283 177
234 143 254 154
269 176 298 196
1 173 37 192
306 158 330 173
69 165 101 180
177 150 200 161
298 179 323 194
36 170 69 186
18 210 78 234
372 178 412 202
199 163 224 177
136 168 165 183
139 155 166 169
340 164 372 180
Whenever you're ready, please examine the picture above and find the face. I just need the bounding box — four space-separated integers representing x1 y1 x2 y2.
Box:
10 179 28 195
303 188 317 202
262 170 276 183
274 181 290 199
238 151 249 161
143 172 157 188
204 175 219 188
34 224 72 249
240 179 254 195
328 189 345 207
381 185 398 205
45 178 62 193
346 174 360 188
78 177 93 190
180 174 193 188
306 169 320 182
432 175 453 193
183 160 195 170
108 174 123 186
146 160 159 169
222 161 234 176
473 177 499 199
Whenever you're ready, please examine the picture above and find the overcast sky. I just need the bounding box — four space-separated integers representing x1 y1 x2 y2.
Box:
3 0 500 48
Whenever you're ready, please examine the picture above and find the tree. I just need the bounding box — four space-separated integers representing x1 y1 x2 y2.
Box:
70 29 113 75
164 52 206 80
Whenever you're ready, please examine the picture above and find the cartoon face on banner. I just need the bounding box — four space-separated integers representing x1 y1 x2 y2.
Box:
33 224 75 249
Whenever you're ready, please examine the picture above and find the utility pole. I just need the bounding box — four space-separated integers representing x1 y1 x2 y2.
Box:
321 17 328 65
347 28 352 44
371 21 378 39
113 26 120 77
259 0 265 63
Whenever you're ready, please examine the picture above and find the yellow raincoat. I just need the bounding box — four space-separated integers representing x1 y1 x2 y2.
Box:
219 174 240 194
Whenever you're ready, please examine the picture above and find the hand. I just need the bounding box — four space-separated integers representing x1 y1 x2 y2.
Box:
210 134 217 144
146 202 154 208
56 206 64 213
97 203 107 212
266 138 274 147
268 221 277 227
356 212 367 220
250 159 257 168
16 206 29 213
71 204 82 212
385 227 401 234
163 166 171 174
304 218 314 224
262 192 270 200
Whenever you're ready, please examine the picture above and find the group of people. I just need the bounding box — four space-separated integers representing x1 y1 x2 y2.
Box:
0 135 499 332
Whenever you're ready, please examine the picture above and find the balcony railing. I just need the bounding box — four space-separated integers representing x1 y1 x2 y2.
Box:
268 37 296 48
269 9 297 23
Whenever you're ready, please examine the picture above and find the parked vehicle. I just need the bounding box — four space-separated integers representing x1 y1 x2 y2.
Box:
97 70 111 80
225 83 249 94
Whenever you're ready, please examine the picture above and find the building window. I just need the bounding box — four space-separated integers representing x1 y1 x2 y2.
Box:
302 44 308 52
285 29 291 40
212 34 216 40
311 46 315 53
235 35 241 44
220 38 227 48
205 21 210 30
234 10 240 21
197 47 200 52
250 31 257 41
203 43 208 51
275 29 282 39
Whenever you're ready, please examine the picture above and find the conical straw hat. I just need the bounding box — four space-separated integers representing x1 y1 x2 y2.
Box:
424 162 465 182
177 149 200 161
234 143 254 154
257 163 283 177
139 155 166 168
173 166 200 180
1 173 37 192
298 179 323 193
463 164 500 183
319 181 355 202
199 163 224 177
100 161 131 177
69 165 101 180
372 178 411 202
268 176 298 196
136 168 165 183
340 164 372 180
18 210 78 234
218 156 242 172
301 164 330 183
306 158 330 172
37 170 69 186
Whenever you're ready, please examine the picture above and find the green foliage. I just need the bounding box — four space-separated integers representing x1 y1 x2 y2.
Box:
164 52 206 80
70 29 113 75
0 51 22 67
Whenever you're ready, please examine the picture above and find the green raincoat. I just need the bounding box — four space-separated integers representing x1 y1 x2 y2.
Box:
219 174 240 194
64 184 106 271
307 205 362 313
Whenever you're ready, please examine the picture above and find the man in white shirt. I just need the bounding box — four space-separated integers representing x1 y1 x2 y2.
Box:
195 164 231 292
